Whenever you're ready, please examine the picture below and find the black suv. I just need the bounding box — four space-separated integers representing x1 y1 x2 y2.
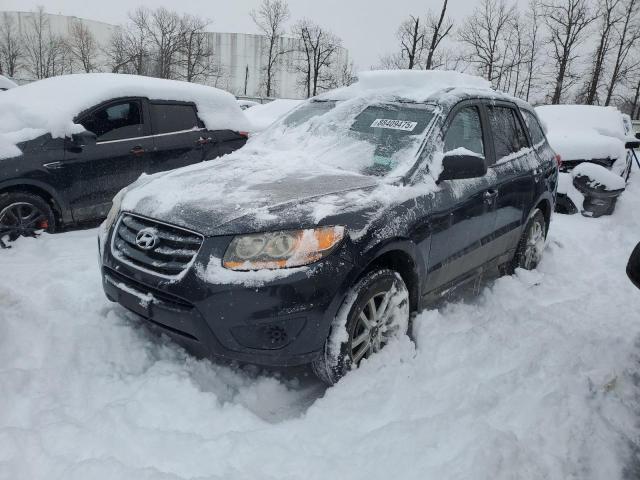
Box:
0 76 248 245
99 75 557 384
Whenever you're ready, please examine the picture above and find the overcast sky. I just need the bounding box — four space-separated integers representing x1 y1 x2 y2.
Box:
0 0 481 69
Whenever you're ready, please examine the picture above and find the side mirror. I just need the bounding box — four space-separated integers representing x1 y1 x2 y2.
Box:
625 140 640 149
70 130 97 148
438 152 487 182
635 132 640 140
627 242 640 290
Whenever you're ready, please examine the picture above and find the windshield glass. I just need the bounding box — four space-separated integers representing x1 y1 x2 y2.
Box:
263 100 435 177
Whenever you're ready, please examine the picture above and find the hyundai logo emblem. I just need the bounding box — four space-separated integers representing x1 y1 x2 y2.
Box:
135 228 159 250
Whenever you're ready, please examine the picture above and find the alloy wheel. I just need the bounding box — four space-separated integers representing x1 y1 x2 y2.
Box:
350 286 404 365
0 202 49 243
523 219 545 269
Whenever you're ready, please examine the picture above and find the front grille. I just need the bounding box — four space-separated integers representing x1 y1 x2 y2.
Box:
111 213 203 277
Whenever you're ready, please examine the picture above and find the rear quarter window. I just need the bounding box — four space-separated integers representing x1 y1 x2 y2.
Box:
150 103 203 134
521 109 546 146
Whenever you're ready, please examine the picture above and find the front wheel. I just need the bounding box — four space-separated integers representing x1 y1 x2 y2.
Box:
512 209 547 271
312 268 410 385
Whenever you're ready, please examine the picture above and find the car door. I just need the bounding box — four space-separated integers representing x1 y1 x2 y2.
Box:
145 101 207 174
58 98 152 222
422 102 498 294
484 103 536 261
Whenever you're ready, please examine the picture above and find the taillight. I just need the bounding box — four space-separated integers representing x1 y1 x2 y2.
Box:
555 154 562 167
238 131 249 138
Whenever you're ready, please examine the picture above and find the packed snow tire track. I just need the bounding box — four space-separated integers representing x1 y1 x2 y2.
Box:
2 183 640 480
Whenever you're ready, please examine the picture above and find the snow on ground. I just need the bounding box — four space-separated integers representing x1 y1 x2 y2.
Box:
2 182 640 479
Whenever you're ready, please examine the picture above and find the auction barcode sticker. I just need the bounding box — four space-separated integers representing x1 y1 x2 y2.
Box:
370 119 418 131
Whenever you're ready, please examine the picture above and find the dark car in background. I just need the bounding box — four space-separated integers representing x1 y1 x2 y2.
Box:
99 71 558 384
0 74 249 245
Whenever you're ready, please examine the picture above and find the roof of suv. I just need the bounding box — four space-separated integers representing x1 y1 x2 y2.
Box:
316 70 526 110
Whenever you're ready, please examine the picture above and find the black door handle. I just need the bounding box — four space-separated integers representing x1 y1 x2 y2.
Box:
130 146 145 156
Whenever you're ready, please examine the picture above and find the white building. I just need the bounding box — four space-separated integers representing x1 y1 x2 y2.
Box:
0 10 350 99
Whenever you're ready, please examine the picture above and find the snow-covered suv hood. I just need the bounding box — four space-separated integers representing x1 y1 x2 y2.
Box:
121 158 378 236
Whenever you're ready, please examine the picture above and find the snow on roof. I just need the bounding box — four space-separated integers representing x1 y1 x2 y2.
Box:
0 73 249 160
319 70 494 103
536 105 630 162
0 75 17 90
244 99 304 131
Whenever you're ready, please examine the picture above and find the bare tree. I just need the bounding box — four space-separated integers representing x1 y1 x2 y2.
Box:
399 15 427 69
458 0 516 86
179 15 219 83
523 0 542 101
251 0 290 97
293 19 342 97
543 0 595 104
0 13 23 77
104 8 151 75
605 0 640 105
425 0 454 70
146 8 184 79
582 0 623 104
67 19 99 73
23 7 69 79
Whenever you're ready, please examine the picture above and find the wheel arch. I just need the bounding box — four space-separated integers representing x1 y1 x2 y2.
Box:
0 180 69 226
532 193 553 233
351 240 424 313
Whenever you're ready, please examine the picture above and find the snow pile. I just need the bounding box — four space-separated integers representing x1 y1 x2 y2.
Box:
572 162 626 191
0 73 249 160
3 182 640 479
0 74 17 90
323 69 493 102
536 105 630 163
244 99 304 131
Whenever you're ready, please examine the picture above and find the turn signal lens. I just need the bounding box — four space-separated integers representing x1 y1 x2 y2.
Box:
223 226 345 270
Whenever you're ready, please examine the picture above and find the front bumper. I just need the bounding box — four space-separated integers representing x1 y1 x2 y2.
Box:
100 220 356 367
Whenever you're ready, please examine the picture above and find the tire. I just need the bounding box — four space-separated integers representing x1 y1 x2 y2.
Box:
511 209 547 271
0 192 55 246
312 268 410 385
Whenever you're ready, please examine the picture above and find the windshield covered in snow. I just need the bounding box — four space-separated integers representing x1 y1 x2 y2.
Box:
266 100 435 177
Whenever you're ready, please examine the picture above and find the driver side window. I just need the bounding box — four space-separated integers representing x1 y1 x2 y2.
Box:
444 107 485 157
81 100 143 142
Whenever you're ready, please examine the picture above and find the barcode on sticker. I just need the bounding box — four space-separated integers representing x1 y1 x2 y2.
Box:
370 119 418 131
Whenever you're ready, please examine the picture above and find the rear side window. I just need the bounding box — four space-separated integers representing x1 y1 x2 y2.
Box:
150 103 202 134
488 106 529 161
521 109 546 146
81 100 143 141
444 106 485 157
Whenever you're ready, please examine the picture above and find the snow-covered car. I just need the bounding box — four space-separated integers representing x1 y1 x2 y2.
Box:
0 73 249 245
99 70 558 384
0 75 17 91
536 105 635 216
237 99 260 110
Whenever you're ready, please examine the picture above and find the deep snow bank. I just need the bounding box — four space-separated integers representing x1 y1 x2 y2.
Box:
2 185 640 479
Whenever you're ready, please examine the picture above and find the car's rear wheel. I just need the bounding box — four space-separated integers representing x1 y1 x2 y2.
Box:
0 192 55 247
512 208 547 271
312 268 410 385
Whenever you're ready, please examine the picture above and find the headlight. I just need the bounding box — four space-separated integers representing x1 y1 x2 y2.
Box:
223 226 345 270
103 189 125 231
